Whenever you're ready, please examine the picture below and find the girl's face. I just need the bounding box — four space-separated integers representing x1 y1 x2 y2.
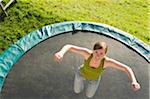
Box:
93 48 105 59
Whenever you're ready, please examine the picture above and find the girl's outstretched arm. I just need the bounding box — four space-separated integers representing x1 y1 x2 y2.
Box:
54 44 92 62
104 57 141 91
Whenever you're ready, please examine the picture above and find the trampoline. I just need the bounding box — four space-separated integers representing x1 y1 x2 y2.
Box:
0 21 149 99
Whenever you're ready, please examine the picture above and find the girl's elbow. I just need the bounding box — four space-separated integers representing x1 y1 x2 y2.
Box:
125 66 133 73
65 44 73 49
65 44 72 47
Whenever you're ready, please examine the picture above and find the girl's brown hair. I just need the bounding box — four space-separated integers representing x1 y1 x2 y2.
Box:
93 41 108 53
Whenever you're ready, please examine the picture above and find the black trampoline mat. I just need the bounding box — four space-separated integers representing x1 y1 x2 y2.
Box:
1 31 149 99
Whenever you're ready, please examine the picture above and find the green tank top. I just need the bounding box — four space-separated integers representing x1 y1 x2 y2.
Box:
80 54 105 80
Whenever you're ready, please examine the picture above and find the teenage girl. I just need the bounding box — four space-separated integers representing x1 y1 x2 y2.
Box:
54 41 140 98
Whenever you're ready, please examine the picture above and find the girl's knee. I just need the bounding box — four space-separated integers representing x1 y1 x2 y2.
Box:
85 88 96 98
74 88 82 94
86 93 94 98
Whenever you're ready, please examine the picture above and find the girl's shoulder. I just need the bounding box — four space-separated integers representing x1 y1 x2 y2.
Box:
103 56 112 66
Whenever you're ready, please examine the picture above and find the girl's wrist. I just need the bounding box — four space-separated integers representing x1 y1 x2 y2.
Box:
132 80 138 84
59 51 65 56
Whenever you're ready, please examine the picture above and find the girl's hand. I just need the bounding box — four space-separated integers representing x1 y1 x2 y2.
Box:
131 82 141 91
54 51 64 62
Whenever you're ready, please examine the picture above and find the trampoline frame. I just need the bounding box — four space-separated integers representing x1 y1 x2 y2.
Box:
0 21 149 92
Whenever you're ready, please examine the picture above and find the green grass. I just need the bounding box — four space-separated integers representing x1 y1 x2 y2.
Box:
0 0 149 53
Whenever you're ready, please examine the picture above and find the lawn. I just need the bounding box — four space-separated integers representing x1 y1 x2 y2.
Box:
0 0 149 54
